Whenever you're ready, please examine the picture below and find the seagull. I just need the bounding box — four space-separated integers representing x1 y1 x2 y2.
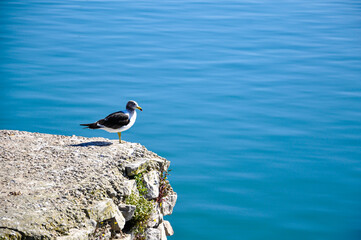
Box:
80 100 142 143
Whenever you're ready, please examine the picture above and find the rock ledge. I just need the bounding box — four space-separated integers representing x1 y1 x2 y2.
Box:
0 130 176 240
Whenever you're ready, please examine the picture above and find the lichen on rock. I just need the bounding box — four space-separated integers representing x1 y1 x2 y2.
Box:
0 130 177 240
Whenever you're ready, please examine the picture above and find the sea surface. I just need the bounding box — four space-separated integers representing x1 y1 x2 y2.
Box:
1 1 361 239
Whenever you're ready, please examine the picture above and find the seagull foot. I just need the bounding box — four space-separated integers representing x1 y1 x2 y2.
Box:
117 132 122 144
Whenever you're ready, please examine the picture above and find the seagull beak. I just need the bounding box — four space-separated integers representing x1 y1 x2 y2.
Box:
136 106 143 111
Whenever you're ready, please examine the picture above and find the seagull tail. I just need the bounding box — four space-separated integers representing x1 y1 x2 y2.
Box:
80 123 100 129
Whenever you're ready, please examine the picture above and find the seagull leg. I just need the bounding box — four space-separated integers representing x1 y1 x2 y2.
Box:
117 132 122 143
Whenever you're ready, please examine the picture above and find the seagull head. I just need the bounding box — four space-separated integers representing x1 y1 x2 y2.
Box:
126 100 143 111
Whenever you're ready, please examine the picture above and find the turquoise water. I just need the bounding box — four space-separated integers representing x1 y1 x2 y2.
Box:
1 0 361 239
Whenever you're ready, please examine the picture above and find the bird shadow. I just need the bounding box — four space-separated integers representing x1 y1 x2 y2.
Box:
69 141 113 147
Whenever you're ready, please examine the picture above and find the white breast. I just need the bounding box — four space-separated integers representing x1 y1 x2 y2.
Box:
100 110 137 133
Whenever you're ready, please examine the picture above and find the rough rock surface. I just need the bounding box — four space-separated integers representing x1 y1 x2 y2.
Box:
0 130 176 239
118 204 136 222
162 221 174 236
143 171 160 199
145 228 160 240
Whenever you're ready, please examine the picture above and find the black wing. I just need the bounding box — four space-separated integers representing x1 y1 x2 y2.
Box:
97 111 130 129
